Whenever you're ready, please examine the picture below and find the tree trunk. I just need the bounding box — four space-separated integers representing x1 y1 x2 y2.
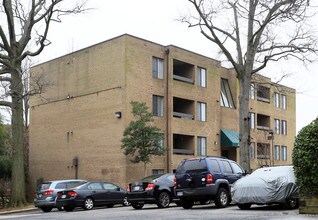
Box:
10 67 27 206
143 163 147 177
238 71 251 172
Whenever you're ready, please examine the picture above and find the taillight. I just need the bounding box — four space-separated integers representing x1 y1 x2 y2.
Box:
145 183 155 191
126 185 130 192
206 173 213 184
67 191 78 197
44 189 54 195
174 177 177 187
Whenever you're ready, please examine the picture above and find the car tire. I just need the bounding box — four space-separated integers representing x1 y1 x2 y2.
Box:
57 206 64 211
131 203 144 209
123 196 131 206
180 198 194 209
157 191 171 208
64 206 75 212
214 188 229 208
40 207 52 212
284 198 299 209
83 197 94 210
237 203 252 210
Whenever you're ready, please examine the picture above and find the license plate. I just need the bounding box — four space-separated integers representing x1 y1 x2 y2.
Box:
61 195 66 198
133 186 140 191
177 191 183 196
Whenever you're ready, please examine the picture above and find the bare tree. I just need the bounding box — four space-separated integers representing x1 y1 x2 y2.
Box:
0 0 87 207
183 0 318 171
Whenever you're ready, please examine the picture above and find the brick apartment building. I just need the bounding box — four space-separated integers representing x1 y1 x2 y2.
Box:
29 34 296 190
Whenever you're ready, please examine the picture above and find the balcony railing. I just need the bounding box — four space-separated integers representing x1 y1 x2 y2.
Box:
173 149 194 155
173 75 194 84
257 125 271 131
173 112 194 120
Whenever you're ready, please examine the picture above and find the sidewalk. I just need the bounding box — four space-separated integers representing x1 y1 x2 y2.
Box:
0 205 37 215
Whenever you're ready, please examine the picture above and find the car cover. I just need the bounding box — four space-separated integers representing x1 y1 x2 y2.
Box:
231 166 298 204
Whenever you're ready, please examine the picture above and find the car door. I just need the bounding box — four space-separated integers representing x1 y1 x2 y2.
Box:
102 182 124 204
87 182 105 206
220 160 238 184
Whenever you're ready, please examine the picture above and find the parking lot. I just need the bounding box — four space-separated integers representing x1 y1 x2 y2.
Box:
1 204 317 220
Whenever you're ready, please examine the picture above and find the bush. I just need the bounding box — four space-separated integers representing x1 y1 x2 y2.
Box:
293 117 318 196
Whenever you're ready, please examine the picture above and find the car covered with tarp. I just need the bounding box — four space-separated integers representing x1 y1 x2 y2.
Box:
231 165 298 210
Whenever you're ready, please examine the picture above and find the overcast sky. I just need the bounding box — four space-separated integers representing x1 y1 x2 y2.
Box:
35 0 318 134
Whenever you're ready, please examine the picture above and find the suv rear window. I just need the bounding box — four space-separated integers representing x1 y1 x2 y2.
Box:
176 159 207 174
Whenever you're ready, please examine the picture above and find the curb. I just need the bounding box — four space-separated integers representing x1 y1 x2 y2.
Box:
0 207 37 215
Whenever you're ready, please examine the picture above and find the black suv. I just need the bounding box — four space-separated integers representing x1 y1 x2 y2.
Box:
174 157 246 209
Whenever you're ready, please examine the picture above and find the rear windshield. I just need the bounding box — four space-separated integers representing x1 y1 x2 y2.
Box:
176 159 207 174
141 174 163 182
38 182 51 191
55 181 86 189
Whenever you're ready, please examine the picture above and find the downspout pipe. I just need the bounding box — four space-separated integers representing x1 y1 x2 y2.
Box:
165 47 170 173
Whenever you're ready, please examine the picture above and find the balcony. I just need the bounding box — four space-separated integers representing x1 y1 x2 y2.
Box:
173 134 194 155
257 113 270 131
257 85 270 103
173 59 194 84
173 97 194 120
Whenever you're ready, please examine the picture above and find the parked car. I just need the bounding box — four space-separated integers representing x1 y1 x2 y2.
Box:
231 165 299 210
127 173 179 209
174 157 246 209
56 181 128 211
34 179 87 212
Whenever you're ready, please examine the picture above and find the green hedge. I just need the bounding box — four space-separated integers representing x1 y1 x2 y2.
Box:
293 117 318 196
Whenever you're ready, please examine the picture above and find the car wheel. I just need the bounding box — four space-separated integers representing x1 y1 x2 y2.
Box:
284 198 299 209
40 207 52 212
237 203 251 210
57 206 64 211
123 196 131 206
83 197 94 210
180 198 194 209
107 204 114 208
131 203 144 209
64 206 75 212
214 188 229 208
157 191 171 208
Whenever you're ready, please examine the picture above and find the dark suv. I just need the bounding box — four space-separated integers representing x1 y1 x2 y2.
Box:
174 157 246 209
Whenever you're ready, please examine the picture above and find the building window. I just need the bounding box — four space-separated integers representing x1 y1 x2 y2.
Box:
274 119 280 134
197 102 207 122
274 92 280 108
281 120 287 135
152 169 164 175
282 146 287 161
249 112 255 129
257 143 270 159
152 57 164 79
250 83 255 99
250 143 255 160
197 137 207 156
220 78 235 108
197 67 206 87
281 94 287 110
152 95 164 116
274 145 280 160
